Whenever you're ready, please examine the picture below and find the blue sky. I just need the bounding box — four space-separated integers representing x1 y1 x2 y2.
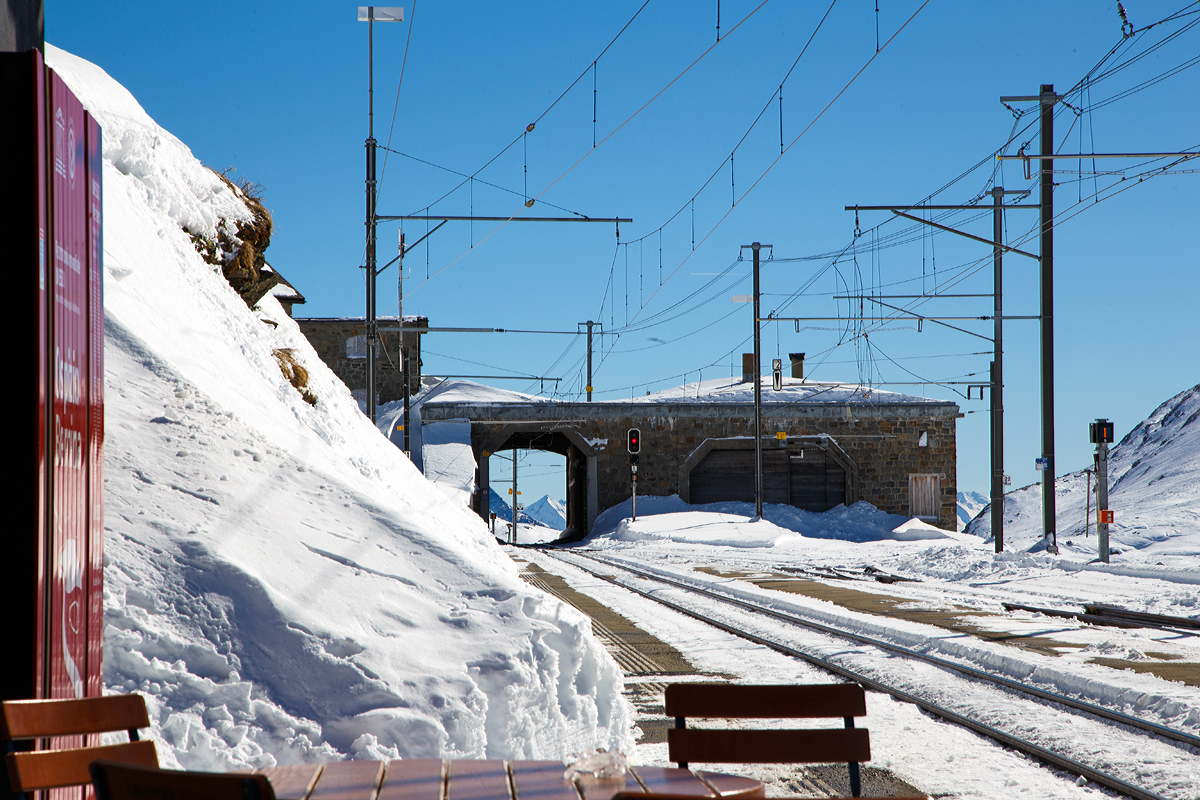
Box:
50 1 1199 507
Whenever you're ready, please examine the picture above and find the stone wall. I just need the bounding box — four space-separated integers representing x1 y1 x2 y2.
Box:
424 397 960 530
296 317 424 404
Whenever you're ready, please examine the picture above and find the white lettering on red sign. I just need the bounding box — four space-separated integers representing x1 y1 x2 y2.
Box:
56 346 83 404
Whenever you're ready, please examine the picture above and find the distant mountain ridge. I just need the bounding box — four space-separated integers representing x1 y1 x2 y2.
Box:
526 496 567 530
966 382 1200 553
957 490 988 531
488 488 542 527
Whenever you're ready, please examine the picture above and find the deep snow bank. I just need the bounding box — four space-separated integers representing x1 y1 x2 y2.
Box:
46 44 631 770
585 496 973 550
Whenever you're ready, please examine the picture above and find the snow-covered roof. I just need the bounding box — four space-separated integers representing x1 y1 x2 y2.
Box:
418 377 955 409
292 314 427 323
262 262 305 304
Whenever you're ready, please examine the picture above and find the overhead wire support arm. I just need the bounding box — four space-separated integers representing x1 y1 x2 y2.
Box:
859 209 1036 260
997 151 1198 160
836 294 995 299
770 315 1037 322
845 203 1037 211
887 210 1041 260
376 326 584 334
377 215 632 223
433 374 562 382
375 220 448 275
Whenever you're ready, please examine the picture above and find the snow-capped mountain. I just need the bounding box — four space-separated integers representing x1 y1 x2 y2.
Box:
966 382 1200 557
957 490 989 531
525 495 567 530
488 487 540 526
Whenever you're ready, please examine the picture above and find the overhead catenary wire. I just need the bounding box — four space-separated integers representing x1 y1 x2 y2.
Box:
400 2 772 303
404 0 654 217
590 1 930 378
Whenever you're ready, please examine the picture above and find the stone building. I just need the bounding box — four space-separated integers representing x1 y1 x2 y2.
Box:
419 378 961 538
295 316 425 404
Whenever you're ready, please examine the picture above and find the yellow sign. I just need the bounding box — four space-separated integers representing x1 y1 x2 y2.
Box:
776 432 787 440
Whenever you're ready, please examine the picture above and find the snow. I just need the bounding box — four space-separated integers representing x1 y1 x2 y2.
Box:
525 496 567 531
45 44 631 770
417 376 950 407
418 420 477 508
957 490 988 531
636 376 950 405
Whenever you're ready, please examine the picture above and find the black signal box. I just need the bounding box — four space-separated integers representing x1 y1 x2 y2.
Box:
1090 420 1114 444
627 428 641 453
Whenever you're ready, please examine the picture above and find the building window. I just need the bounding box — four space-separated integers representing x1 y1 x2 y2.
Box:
909 473 941 520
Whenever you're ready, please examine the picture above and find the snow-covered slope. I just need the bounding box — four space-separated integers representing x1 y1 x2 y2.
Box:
526 496 567 530
967 383 1200 561
46 44 631 770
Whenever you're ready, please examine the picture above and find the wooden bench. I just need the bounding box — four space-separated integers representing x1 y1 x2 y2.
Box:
665 683 871 797
2 694 158 794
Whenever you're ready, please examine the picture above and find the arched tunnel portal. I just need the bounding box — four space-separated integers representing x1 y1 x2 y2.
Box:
473 425 597 542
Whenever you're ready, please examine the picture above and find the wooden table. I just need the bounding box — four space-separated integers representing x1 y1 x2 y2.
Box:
257 759 765 800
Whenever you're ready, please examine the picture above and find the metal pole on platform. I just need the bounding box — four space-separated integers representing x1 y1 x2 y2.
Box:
585 320 594 401
742 242 771 520
511 450 519 544
1039 84 1058 554
991 187 1005 553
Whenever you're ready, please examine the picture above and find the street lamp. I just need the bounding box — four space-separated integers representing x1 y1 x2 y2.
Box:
358 6 404 423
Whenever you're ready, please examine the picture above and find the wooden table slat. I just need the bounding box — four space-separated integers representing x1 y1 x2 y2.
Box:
261 759 762 800
380 759 445 800
574 772 640 800
308 760 386 800
694 772 765 799
629 767 712 797
446 759 510 800
259 764 324 800
509 760 580 800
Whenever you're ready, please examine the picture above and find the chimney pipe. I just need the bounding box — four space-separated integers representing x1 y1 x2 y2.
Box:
741 353 755 384
789 352 806 380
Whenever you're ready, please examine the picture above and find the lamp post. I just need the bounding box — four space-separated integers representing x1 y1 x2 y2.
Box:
357 6 404 423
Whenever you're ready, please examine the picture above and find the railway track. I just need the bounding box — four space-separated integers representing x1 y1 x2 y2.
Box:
533 548 1200 800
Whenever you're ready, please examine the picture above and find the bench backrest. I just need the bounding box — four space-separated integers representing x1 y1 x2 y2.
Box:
90 760 276 800
2 695 158 793
664 683 870 797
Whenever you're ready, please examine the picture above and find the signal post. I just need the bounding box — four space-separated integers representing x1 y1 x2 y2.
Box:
628 428 641 521
1091 419 1114 563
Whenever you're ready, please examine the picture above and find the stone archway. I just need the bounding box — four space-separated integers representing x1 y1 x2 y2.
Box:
473 426 597 541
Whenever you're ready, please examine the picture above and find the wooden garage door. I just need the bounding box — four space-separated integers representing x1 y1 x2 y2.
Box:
689 448 844 511
789 449 845 512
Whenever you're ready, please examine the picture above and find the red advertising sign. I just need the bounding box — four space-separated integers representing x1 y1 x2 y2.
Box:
50 70 92 704
3 51 103 748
